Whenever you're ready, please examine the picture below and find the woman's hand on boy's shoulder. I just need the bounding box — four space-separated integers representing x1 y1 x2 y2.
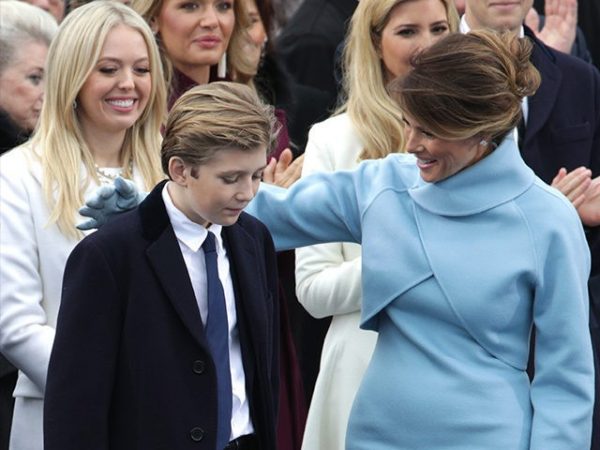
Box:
77 177 147 230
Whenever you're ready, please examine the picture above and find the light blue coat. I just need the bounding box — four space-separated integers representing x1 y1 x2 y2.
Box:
246 136 594 449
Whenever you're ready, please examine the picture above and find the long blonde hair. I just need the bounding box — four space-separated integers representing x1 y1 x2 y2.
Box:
131 0 253 87
339 0 459 161
33 1 166 239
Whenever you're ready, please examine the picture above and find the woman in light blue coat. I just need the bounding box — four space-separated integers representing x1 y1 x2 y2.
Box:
78 29 595 449
247 30 594 449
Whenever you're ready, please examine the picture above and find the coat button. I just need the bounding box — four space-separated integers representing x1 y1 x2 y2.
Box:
190 427 204 442
193 360 205 374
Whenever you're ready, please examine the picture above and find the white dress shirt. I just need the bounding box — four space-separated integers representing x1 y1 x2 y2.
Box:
162 183 254 440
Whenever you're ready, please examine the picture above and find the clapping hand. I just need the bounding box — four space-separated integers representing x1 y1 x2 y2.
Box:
77 177 147 230
577 176 600 227
552 166 600 226
262 148 305 188
552 166 592 208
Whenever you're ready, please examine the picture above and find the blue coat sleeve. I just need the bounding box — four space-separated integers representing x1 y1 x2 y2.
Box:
529 207 594 449
246 169 366 251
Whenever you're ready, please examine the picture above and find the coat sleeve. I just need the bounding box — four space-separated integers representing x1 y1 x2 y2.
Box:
0 151 55 393
44 238 123 450
529 208 594 449
262 224 280 420
246 166 369 252
294 125 362 319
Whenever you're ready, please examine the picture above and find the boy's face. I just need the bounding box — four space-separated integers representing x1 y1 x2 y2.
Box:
173 146 268 227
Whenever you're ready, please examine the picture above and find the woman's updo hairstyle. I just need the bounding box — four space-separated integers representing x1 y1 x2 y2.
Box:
390 29 541 145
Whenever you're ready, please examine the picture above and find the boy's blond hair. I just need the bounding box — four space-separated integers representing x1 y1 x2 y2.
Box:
161 82 279 177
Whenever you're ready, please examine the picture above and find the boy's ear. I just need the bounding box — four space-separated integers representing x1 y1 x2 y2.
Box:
168 157 188 186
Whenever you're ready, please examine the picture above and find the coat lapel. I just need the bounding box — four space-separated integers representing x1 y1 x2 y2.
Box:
146 228 207 348
140 181 207 349
524 28 562 148
222 223 270 373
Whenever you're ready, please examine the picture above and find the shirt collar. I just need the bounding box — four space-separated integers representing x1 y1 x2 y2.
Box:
407 135 535 216
162 182 224 252
460 15 525 37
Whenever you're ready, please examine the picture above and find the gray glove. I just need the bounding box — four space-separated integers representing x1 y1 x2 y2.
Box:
77 177 148 230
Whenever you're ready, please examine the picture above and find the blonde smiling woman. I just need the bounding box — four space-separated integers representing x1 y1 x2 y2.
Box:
0 3 166 449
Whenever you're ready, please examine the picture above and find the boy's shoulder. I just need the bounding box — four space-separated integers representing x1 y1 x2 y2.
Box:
80 204 273 258
232 211 274 247
236 210 268 231
77 207 144 259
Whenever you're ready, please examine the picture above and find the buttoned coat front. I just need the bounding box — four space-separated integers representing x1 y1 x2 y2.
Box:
43 181 280 450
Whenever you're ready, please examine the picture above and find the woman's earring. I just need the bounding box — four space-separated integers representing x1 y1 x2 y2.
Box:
72 100 78 110
480 139 488 147
217 52 227 78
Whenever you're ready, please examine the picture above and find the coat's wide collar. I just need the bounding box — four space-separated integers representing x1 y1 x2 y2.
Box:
408 136 535 217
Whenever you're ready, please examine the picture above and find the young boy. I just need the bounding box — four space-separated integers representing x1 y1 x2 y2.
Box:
44 83 280 450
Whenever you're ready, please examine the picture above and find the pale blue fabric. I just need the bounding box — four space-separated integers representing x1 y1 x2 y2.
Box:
246 136 594 449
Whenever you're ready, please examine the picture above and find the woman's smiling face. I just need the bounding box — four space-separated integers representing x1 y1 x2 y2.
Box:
403 114 489 183
76 25 152 138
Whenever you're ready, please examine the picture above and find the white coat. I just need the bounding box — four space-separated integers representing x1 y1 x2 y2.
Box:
0 145 142 450
296 114 378 450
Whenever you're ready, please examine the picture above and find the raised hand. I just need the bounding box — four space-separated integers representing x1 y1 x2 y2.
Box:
525 7 541 35
262 148 305 188
77 177 147 230
527 0 578 54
